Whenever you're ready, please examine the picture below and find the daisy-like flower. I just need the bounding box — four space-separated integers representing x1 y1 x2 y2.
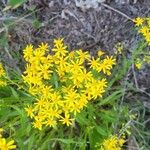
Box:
98 50 104 57
133 17 144 26
59 114 74 126
52 38 68 57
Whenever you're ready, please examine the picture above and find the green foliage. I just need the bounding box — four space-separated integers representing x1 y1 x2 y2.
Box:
4 0 27 10
32 19 42 29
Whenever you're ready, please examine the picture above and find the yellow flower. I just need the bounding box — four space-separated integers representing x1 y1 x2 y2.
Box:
0 139 16 150
0 63 5 77
32 118 43 130
23 44 33 61
79 68 93 83
38 42 48 52
68 59 84 73
76 49 90 63
146 17 150 27
25 106 35 118
139 26 149 36
0 81 7 87
135 59 143 69
41 85 53 99
45 119 57 127
78 94 88 109
59 114 74 126
133 17 144 26
85 78 107 100
39 64 52 79
70 101 81 115
33 48 45 61
98 50 104 57
89 57 100 71
34 98 47 110
99 56 116 74
64 88 79 102
99 135 125 150
52 38 68 57
67 51 75 59
0 63 7 87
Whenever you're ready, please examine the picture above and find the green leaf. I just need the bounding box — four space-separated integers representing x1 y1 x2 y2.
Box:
27 133 36 149
97 89 123 106
4 0 27 10
76 111 89 125
88 128 101 150
10 87 19 100
0 33 8 48
8 0 26 7
32 19 42 29
96 126 108 136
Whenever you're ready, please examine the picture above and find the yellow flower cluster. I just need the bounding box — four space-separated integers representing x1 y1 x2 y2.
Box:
23 38 116 130
0 63 7 87
133 17 150 45
0 128 16 150
99 135 125 150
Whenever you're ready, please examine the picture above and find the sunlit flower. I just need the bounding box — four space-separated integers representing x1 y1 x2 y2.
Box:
98 50 104 57
98 135 125 150
59 114 74 126
133 17 144 26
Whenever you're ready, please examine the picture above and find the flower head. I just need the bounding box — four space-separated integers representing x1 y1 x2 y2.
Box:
133 17 144 26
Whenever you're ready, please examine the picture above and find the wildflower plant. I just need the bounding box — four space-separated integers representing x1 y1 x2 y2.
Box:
23 38 116 130
0 22 149 148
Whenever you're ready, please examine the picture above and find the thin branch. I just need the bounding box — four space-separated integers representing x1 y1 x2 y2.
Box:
100 3 132 21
